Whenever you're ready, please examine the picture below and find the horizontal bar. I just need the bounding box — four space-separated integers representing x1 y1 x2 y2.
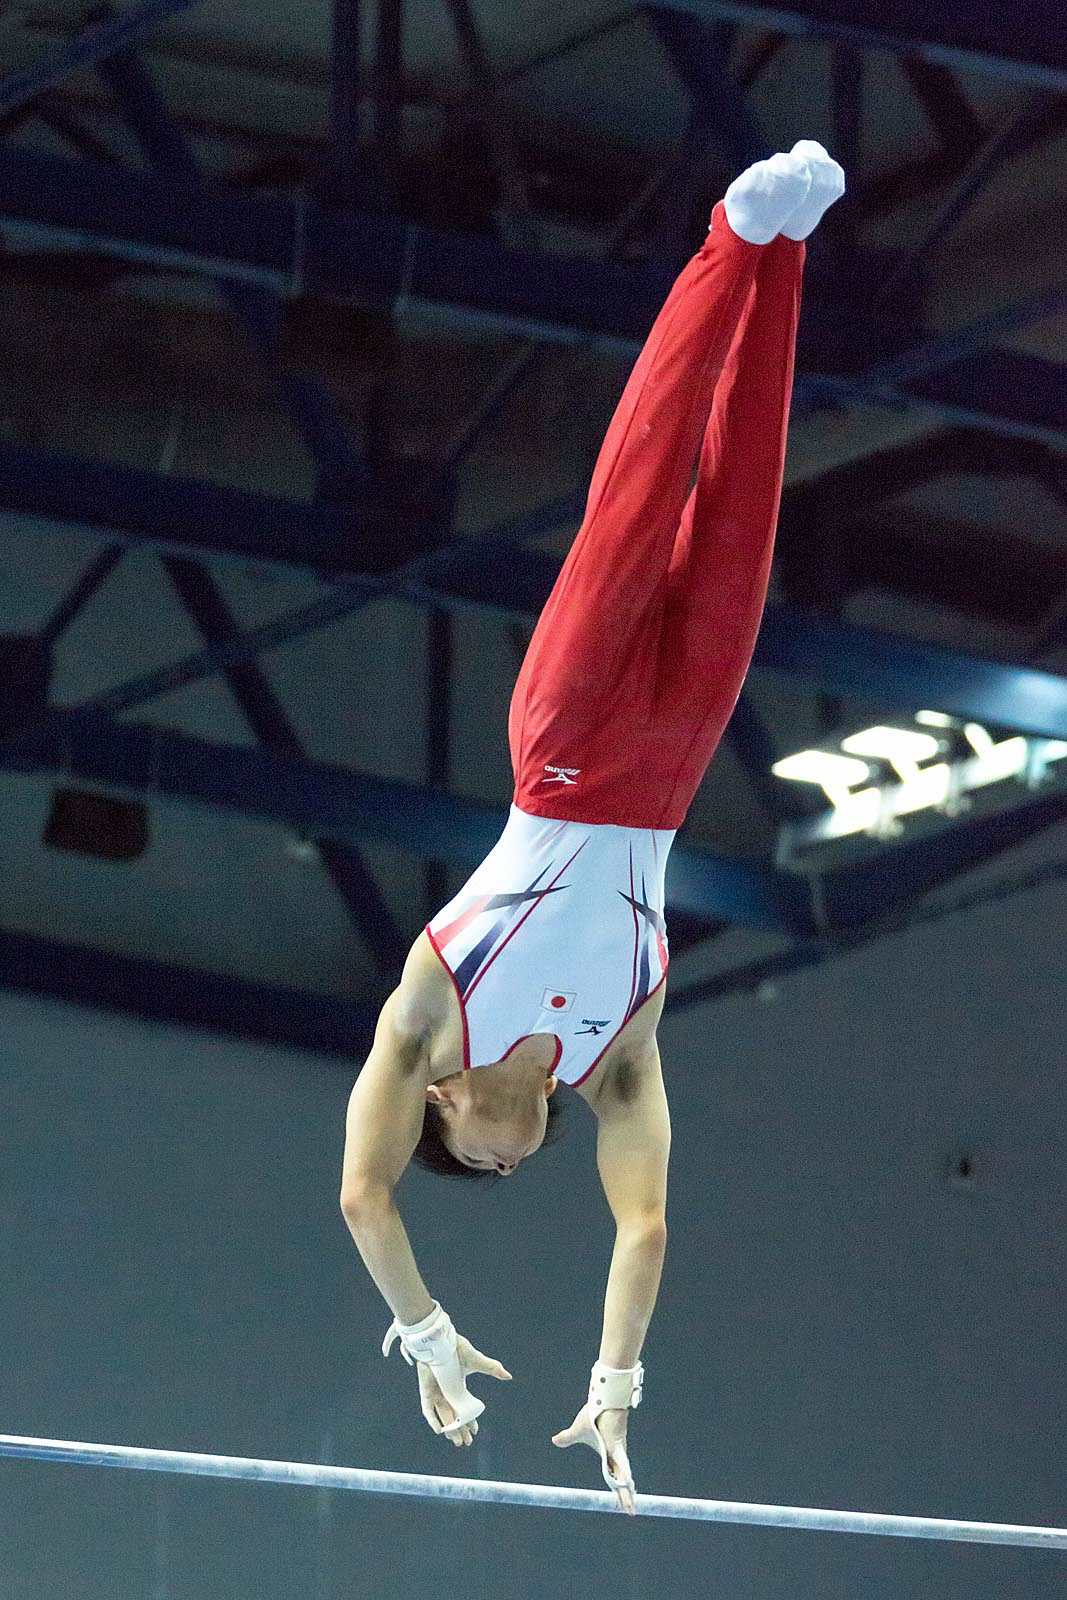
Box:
2 1435 1064 1547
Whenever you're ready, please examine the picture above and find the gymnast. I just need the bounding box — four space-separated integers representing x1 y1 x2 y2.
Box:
340 143 845 1514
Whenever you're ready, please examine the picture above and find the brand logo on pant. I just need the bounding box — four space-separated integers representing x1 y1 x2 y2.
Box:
544 765 581 785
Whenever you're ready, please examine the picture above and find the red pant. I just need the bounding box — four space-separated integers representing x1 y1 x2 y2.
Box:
508 203 805 830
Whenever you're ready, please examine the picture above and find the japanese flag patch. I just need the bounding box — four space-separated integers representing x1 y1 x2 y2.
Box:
541 988 576 1014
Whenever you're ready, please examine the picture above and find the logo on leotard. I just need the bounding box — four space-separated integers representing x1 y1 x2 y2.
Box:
576 1019 611 1036
542 988 576 1013
543 764 581 785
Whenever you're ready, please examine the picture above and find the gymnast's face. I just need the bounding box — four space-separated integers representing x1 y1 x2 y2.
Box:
426 1066 557 1175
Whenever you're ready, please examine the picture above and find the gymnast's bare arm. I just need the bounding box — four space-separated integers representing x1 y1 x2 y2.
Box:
338 986 437 1327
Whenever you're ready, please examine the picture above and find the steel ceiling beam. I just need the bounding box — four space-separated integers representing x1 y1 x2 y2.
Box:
5 439 1067 743
655 2 1067 91
0 924 379 1059
94 43 408 972
0 142 1060 449
0 709 813 935
98 46 375 508
0 0 207 119
163 556 409 975
330 0 363 203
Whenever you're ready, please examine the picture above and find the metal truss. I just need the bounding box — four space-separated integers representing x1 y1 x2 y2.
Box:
1 137 1064 446
0 709 813 935
95 32 407 971
0 0 207 119
5 450 1067 747
2 1 1067 1034
0 922 379 1059
660 2 1067 92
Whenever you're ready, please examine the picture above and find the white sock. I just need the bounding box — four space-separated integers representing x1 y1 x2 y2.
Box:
722 152 812 245
779 140 846 240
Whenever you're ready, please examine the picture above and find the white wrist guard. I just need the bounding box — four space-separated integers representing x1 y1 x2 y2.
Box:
382 1300 454 1367
382 1301 485 1433
588 1359 644 1417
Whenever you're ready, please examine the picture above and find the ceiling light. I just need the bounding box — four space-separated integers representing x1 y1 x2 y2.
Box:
964 722 995 757
840 726 943 782
772 750 871 809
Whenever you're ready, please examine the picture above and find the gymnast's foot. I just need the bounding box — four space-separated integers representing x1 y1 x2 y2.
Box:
722 151 812 245
721 144 844 245
779 140 846 239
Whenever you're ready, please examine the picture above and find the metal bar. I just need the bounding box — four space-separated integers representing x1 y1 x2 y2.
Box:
7 456 1067 751
645 7 765 172
331 0 362 201
3 1434 1066 1547
97 48 372 505
373 0 404 187
654 2 1067 93
0 445 581 583
873 95 1054 310
0 0 207 119
2 142 1059 451
721 691 808 823
0 141 661 339
900 57 983 151
39 544 124 646
499 11 632 86
642 8 761 264
162 557 407 974
670 841 1067 1012
794 373 1067 453
443 0 539 250
0 709 809 932
0 926 378 1059
754 607 1067 743
865 279 1067 390
0 96 116 165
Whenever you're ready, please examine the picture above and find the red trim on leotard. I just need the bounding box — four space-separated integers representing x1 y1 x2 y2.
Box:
433 890 495 952
424 935 564 1075
569 970 668 1087
497 1033 563 1074
464 835 589 1004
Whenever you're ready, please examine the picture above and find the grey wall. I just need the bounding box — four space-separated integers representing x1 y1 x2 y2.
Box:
1 870 1065 1599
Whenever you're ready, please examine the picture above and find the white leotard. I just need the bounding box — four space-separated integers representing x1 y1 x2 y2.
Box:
426 805 674 1087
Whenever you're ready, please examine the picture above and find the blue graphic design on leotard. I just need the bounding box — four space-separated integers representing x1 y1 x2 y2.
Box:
618 871 660 1020
453 865 567 997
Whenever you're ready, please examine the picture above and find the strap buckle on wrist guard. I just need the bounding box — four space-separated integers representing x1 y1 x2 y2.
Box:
588 1359 644 1416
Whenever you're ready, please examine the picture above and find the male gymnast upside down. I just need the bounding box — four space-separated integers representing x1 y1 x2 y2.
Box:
340 143 845 1515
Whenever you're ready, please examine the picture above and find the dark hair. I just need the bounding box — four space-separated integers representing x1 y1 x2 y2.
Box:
411 1091 569 1184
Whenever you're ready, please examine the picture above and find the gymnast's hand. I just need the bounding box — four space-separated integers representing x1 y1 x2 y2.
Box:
382 1301 513 1447
552 1405 636 1516
417 1333 513 1448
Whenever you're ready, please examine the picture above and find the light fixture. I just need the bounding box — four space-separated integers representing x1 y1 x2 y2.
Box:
840 725 943 783
771 749 871 809
964 722 995 757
